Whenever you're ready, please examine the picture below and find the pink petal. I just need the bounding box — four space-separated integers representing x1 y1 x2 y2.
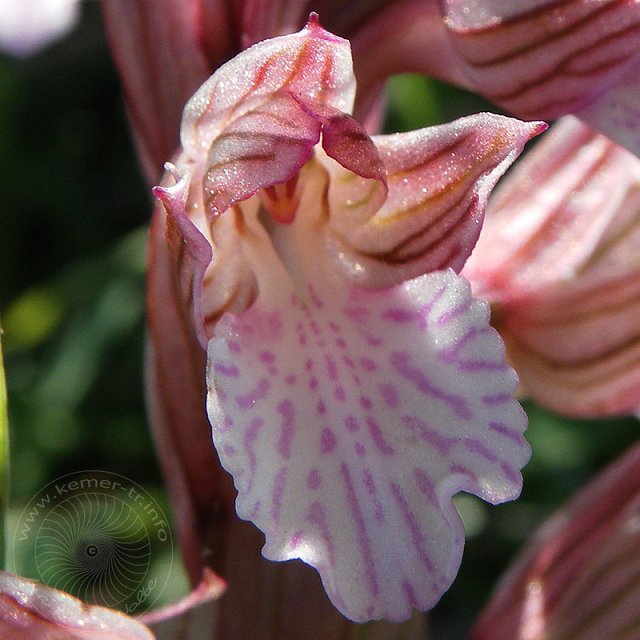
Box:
206 268 528 622
472 442 640 640
0 571 154 639
444 0 640 121
321 114 545 286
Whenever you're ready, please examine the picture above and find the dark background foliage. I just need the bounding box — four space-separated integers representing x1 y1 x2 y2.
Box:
1 3 637 637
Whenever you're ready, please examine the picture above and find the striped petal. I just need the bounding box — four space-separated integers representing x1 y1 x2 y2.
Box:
444 0 640 121
206 257 529 621
472 443 640 640
0 572 153 640
321 114 545 286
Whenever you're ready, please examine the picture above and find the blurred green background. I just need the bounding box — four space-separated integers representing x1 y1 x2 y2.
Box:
0 2 637 637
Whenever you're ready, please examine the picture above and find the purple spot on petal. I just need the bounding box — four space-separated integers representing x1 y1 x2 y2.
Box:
325 354 338 381
228 340 241 353
335 385 346 402
345 415 360 432
464 438 498 463
317 400 326 415
360 358 376 372
482 392 511 405
414 468 439 509
285 374 296 385
340 464 379 596
367 417 395 456
355 442 367 457
380 383 399 408
305 359 314 371
223 445 236 456
309 376 318 390
362 468 376 495
307 468 322 490
391 482 435 572
392 351 471 419
270 467 287 525
403 415 457 454
489 421 525 445
403 581 419 608
501 462 520 484
437 298 471 326
277 400 295 460
260 351 275 364
382 308 419 323
236 378 271 410
213 361 239 377
360 396 372 410
321 428 337 453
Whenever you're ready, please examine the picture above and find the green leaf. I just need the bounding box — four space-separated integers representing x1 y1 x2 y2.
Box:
0 331 9 567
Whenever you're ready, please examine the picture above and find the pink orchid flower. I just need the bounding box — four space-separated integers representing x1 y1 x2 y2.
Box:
464 115 640 417
429 0 640 156
150 15 541 623
102 0 640 189
471 442 640 640
0 0 81 58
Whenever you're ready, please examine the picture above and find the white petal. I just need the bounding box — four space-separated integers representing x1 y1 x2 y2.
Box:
206 266 529 622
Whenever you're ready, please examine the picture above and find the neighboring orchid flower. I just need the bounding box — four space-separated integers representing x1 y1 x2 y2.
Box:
0 571 154 639
464 116 640 417
0 0 81 58
102 0 640 187
433 0 640 156
152 15 540 623
471 442 640 640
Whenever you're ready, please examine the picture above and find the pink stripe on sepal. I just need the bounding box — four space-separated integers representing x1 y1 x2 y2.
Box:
321 113 545 287
444 0 640 121
472 443 640 640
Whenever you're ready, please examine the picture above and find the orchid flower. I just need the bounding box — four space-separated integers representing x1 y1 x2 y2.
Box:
464 115 640 417
150 15 541 623
0 0 81 58
102 0 640 189
431 0 640 156
471 441 640 640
